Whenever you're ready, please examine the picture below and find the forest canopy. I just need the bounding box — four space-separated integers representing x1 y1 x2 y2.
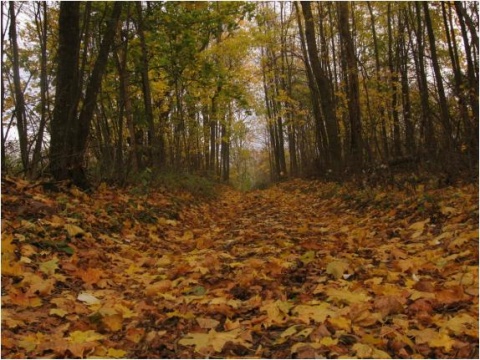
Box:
2 1 478 188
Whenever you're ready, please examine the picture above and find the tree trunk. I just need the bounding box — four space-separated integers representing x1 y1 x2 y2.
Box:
300 1 341 172
73 2 123 187
337 1 362 169
294 1 328 169
31 2 49 177
49 1 81 182
9 2 29 172
367 2 389 160
413 2 435 156
424 2 452 151
135 2 160 168
50 2 122 188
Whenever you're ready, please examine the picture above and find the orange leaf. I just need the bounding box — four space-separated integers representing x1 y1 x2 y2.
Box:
126 328 145 343
9 289 43 308
103 314 123 332
77 268 103 285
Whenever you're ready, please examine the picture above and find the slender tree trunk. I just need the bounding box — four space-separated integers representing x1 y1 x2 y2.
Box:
294 1 328 168
367 2 389 161
300 1 341 172
72 2 122 187
399 10 414 156
424 2 452 152
387 4 402 158
31 2 48 177
135 2 160 168
454 1 479 146
337 1 362 169
9 2 29 172
1 3 7 173
413 2 435 156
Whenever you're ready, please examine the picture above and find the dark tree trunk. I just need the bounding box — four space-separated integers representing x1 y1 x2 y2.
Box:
50 2 122 188
300 1 341 172
424 2 452 151
9 2 29 172
135 2 160 168
294 1 328 168
413 2 435 156
73 2 123 187
31 2 49 177
337 1 362 169
49 1 81 182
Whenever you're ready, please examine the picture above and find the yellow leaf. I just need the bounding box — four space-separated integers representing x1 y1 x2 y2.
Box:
40 258 59 275
292 303 334 323
107 348 127 358
179 328 248 353
352 343 373 358
319 336 338 346
300 250 315 265
409 219 429 231
113 303 137 319
1 256 24 276
1 233 15 254
65 224 85 237
328 316 351 331
280 325 300 338
326 288 371 304
326 260 350 279
442 313 477 335
50 308 69 318
68 330 105 343
17 332 46 352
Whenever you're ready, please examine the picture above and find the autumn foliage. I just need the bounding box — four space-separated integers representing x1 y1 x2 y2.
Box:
1 177 478 358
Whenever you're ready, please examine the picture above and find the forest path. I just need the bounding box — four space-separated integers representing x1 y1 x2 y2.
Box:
1 178 478 358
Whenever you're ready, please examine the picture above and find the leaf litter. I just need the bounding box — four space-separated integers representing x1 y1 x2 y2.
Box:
1 177 478 358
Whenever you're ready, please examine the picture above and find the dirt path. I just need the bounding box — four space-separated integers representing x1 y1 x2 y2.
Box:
1 179 478 358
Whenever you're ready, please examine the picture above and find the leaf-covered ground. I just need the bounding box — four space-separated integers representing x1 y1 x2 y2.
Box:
1 177 478 358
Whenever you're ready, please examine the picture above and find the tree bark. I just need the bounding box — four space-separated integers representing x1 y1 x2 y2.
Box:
300 1 341 172
9 2 29 172
337 1 362 169
31 2 49 177
50 1 81 182
73 2 123 187
424 2 452 151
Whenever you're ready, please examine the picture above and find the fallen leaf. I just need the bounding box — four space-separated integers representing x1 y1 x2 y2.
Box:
77 292 101 305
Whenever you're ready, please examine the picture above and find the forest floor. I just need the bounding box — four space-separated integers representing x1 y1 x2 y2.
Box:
1 176 478 359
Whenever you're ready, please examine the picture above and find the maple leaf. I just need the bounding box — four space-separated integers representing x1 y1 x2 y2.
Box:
8 289 43 308
107 348 127 358
76 267 103 285
102 314 123 331
179 328 250 354
326 287 371 305
196 317 220 329
17 332 46 352
39 258 59 275
65 223 85 237
408 328 456 352
326 260 351 279
292 303 334 323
